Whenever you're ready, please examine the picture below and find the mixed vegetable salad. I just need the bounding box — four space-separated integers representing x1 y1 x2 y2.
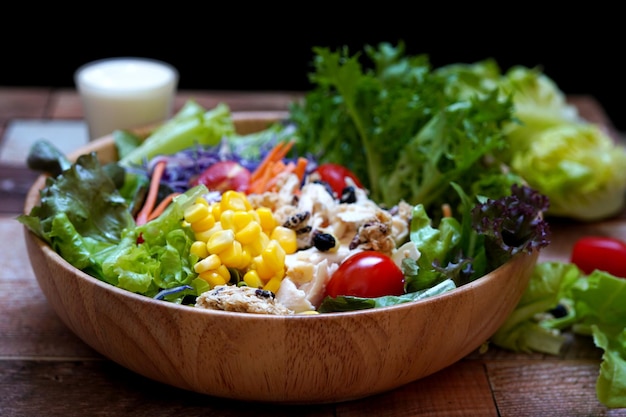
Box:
18 42 626 407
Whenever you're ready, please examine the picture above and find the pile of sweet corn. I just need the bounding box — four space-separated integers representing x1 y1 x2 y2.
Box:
183 190 297 293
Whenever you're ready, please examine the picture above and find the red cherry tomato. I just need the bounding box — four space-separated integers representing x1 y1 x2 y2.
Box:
570 236 626 278
326 251 405 298
190 161 251 193
315 163 364 196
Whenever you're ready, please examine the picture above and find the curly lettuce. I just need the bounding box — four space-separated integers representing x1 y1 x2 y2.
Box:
288 42 521 213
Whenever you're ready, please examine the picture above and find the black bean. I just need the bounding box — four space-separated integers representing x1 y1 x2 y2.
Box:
313 232 338 252
339 186 357 204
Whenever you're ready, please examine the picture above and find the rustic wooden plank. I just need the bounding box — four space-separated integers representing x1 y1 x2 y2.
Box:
0 360 335 417
49 89 303 121
0 279 100 358
487 361 626 417
466 333 604 362
0 218 99 358
0 165 40 214
336 361 498 417
0 88 50 123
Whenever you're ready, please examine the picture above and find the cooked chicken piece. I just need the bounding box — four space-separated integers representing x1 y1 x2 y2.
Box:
390 201 413 244
195 285 294 315
247 173 301 212
274 278 315 313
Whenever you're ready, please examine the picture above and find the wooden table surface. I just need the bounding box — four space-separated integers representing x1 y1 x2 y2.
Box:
1 87 625 417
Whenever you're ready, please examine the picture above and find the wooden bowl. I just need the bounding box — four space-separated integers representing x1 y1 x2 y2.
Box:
22 112 538 404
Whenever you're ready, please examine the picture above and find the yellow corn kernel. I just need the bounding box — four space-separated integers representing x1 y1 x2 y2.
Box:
194 223 223 243
298 310 320 315
232 211 253 231
216 264 231 281
247 209 260 224
244 232 269 257
184 203 210 224
263 276 282 294
190 214 216 233
235 221 262 245
209 202 221 220
221 190 251 212
194 254 222 274
270 226 298 254
243 270 263 288
219 209 235 231
198 270 228 288
207 229 236 254
220 240 246 268
261 240 286 273
253 256 274 280
190 241 209 259
194 197 209 206
256 207 276 232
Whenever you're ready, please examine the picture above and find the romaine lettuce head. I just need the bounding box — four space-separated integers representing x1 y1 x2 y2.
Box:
511 123 626 221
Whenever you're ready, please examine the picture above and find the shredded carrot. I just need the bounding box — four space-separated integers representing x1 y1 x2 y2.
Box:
250 140 295 183
136 160 167 226
270 160 288 175
147 192 181 222
248 161 275 194
265 162 296 192
293 157 308 182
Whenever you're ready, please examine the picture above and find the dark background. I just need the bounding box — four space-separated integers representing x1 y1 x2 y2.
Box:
3 9 625 130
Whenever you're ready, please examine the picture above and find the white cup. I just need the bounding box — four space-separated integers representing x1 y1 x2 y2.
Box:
75 57 178 140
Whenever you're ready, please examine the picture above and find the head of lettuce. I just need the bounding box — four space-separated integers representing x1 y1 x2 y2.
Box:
510 122 626 221
497 66 626 222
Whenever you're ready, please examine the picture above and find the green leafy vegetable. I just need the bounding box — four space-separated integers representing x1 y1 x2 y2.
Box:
18 153 135 253
472 183 551 270
119 100 236 167
289 42 523 213
492 263 626 408
318 279 457 313
25 139 72 177
17 152 207 299
509 123 626 221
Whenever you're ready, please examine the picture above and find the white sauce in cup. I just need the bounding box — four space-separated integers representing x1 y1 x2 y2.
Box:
75 58 178 140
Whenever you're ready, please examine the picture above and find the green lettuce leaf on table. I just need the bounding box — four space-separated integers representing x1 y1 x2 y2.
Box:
491 263 626 408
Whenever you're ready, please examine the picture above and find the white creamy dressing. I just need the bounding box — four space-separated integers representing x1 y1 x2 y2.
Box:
75 58 178 139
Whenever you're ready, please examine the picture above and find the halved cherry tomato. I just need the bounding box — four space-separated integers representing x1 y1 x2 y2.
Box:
570 236 626 278
325 251 405 298
190 161 251 193
315 163 364 196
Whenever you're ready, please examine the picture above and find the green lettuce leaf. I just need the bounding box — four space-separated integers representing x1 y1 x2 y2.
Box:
510 123 626 221
119 100 235 166
492 264 626 408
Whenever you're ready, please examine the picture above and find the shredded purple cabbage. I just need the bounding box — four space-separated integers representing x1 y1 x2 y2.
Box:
144 139 267 194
